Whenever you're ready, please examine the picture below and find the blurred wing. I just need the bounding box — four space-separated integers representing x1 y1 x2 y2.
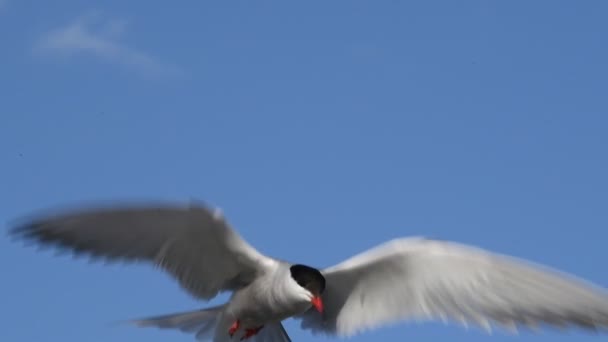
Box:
299 238 608 336
10 202 277 300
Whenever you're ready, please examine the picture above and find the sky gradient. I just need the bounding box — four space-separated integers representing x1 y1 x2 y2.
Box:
1 1 608 342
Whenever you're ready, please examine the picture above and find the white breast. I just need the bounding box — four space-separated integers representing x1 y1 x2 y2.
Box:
227 263 313 326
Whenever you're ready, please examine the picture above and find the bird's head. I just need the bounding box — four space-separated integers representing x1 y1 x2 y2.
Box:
289 264 325 313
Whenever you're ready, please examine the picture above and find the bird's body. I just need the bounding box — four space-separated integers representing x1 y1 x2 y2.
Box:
224 262 313 328
9 201 608 341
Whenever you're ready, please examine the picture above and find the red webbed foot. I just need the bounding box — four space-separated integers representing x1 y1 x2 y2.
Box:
240 326 264 340
228 320 240 337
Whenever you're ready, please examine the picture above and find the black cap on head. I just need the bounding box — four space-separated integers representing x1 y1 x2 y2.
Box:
289 264 326 296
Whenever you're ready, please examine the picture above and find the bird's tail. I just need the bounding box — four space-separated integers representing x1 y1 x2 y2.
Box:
130 305 292 342
130 305 224 341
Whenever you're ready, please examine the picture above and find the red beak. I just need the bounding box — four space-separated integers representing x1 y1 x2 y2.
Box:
311 295 324 313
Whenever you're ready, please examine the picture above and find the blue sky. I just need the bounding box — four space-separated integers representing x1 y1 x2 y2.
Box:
1 1 608 341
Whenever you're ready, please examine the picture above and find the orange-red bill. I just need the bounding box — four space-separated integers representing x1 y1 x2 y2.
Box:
311 296 324 313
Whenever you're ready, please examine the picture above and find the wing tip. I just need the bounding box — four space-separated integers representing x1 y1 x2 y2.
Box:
7 219 46 244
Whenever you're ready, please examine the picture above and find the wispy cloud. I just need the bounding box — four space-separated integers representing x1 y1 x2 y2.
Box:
34 12 182 78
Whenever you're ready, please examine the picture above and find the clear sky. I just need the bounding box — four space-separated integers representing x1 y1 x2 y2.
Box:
1 1 608 342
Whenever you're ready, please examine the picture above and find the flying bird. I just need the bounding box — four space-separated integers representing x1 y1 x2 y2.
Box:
9 201 608 341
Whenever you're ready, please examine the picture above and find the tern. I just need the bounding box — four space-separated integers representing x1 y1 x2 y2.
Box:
9 202 608 341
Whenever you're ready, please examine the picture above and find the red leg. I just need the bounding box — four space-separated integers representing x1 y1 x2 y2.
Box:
240 326 264 340
228 320 240 337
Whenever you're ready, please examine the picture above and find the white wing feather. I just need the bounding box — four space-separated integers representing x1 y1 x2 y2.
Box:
10 202 277 300
299 238 608 336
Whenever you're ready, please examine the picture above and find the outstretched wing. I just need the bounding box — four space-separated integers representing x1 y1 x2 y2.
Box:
299 238 608 336
10 201 277 300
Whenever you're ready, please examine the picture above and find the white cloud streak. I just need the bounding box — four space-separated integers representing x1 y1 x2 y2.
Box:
34 12 182 78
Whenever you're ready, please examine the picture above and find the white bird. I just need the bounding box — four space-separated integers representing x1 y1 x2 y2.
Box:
10 201 608 341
